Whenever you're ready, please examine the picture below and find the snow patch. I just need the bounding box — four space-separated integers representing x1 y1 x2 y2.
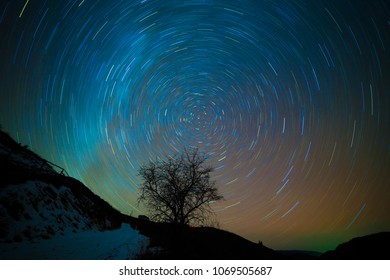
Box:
0 223 148 259
0 181 94 242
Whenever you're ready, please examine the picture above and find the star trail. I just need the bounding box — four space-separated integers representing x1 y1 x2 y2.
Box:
1 0 389 252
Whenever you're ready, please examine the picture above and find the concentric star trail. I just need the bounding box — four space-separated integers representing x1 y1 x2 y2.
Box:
1 0 389 251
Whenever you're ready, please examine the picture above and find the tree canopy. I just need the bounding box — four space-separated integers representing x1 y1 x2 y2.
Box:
138 148 223 226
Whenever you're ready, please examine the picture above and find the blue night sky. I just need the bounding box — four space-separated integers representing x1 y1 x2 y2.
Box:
0 0 389 252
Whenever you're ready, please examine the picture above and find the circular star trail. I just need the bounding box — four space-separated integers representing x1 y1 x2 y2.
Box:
1 0 389 251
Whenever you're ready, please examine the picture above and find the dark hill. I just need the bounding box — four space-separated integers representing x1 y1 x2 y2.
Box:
0 129 148 259
0 130 129 235
321 232 390 259
131 219 280 259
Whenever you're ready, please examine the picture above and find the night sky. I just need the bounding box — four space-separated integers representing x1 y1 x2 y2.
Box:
1 0 389 252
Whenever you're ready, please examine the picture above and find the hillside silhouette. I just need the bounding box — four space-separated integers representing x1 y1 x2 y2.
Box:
321 232 390 260
130 218 280 259
1 129 389 260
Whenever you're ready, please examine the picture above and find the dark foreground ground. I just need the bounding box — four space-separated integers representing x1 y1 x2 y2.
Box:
129 218 390 260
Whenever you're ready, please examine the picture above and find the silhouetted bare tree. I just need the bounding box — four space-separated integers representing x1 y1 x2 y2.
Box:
138 148 223 226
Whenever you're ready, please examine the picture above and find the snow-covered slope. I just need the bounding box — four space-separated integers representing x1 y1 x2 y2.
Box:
0 130 148 259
